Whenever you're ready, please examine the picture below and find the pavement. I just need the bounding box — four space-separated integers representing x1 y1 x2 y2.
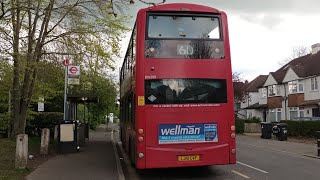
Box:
26 124 121 180
240 133 319 159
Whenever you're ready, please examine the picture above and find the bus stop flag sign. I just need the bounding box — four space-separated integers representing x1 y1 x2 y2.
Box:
67 65 80 85
68 65 80 76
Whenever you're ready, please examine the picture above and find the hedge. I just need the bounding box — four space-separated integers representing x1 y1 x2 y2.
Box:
244 116 261 123
235 119 244 134
26 112 63 137
281 120 320 138
0 113 10 131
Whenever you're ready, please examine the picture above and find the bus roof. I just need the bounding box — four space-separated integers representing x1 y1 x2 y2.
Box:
138 3 223 14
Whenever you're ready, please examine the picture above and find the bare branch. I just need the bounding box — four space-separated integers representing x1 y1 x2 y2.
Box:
0 1 4 19
135 0 166 6
45 0 82 36
278 45 311 67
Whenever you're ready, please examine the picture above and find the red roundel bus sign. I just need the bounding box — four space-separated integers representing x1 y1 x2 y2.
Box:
68 66 80 76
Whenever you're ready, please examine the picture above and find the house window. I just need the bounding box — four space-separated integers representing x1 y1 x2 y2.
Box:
268 85 280 97
311 77 318 91
269 108 282 122
289 107 304 119
261 88 267 98
288 80 304 94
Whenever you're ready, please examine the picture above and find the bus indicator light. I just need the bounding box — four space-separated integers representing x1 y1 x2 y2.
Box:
138 129 144 134
138 96 145 106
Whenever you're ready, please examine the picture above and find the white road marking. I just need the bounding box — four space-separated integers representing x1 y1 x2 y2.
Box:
231 170 250 179
111 129 125 180
237 161 269 174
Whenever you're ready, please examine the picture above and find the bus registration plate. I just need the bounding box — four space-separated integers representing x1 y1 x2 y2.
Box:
178 155 200 161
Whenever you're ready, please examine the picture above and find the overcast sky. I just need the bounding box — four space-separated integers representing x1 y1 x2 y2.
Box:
114 0 320 81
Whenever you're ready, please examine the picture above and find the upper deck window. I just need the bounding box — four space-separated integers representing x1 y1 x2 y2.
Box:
145 14 224 59
148 15 221 39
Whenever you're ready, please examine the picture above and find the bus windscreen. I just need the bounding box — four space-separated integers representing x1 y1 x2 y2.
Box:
145 79 227 104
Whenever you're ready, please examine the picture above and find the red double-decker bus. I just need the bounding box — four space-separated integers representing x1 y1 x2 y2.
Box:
120 3 235 169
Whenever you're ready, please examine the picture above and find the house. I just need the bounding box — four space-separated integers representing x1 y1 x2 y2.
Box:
241 43 320 122
239 75 268 121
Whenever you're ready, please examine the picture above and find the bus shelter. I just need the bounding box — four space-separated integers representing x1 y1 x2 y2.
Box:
57 94 98 154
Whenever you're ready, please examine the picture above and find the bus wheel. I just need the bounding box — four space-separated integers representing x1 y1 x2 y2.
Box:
129 139 136 167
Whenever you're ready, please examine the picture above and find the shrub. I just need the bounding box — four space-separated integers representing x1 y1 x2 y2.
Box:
26 112 63 137
244 116 261 123
281 120 320 138
235 119 245 134
0 112 10 131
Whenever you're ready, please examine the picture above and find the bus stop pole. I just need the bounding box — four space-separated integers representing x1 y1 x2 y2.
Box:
63 63 68 121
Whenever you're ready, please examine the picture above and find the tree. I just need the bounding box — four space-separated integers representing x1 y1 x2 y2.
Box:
279 45 311 66
128 0 166 6
0 0 127 135
232 72 246 103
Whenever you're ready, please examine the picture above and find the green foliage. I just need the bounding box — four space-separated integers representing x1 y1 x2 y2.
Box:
70 73 118 129
32 61 64 104
0 0 129 134
26 112 63 136
0 113 10 132
281 120 320 138
235 115 245 134
244 116 261 123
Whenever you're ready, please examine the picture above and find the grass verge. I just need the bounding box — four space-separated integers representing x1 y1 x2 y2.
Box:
0 137 53 180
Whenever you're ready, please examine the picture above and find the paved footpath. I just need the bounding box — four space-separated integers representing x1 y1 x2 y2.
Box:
239 134 319 158
27 124 120 180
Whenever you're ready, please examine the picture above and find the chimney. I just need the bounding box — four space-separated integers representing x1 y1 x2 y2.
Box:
311 43 320 54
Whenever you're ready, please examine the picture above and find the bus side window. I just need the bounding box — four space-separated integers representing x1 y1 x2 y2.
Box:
125 99 128 123
132 94 136 128
128 95 132 124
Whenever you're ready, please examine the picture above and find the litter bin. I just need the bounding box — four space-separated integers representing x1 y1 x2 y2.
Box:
277 123 288 141
260 122 272 139
316 131 320 156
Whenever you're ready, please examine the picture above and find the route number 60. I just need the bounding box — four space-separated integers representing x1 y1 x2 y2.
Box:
177 45 194 55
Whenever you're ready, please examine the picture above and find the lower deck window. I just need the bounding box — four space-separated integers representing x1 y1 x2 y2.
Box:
145 78 227 104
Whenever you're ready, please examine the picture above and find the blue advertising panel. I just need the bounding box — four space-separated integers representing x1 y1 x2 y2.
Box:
158 123 218 144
